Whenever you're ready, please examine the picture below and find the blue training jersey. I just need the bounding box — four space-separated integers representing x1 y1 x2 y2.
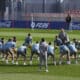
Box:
68 43 77 52
47 45 54 54
54 38 62 46
4 41 16 50
18 45 26 52
25 36 32 45
32 43 39 51
60 44 69 53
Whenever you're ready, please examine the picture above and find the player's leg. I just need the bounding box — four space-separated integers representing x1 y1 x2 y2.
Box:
30 50 34 65
0 49 5 61
0 49 2 58
50 53 56 65
5 51 9 64
66 50 71 64
44 52 48 72
36 50 40 61
39 53 43 71
63 45 71 64
59 53 64 65
73 52 78 64
9 48 14 64
22 52 27 65
16 51 20 65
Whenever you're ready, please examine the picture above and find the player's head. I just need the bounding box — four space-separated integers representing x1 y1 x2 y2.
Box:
22 43 26 46
73 38 77 42
1 37 4 40
12 36 16 42
8 38 12 42
41 38 45 42
28 33 31 36
36 41 39 43
13 36 16 39
48 42 51 45
55 35 58 39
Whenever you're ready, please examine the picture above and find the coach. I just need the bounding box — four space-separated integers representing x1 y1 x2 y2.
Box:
58 28 69 44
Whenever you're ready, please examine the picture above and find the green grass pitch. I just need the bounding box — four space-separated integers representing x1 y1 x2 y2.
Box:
0 28 80 80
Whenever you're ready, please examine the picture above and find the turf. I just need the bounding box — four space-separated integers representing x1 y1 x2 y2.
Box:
0 73 80 80
0 28 80 80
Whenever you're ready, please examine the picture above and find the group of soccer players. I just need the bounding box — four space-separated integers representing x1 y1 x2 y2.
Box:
0 29 80 72
0 37 16 64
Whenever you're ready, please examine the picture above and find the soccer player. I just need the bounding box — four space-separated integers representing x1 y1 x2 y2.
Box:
12 36 17 55
54 35 70 65
47 42 56 65
30 41 40 65
72 38 80 50
24 33 32 48
67 41 78 64
58 28 69 44
54 35 62 48
39 38 48 72
4 38 16 64
59 42 70 65
16 44 27 65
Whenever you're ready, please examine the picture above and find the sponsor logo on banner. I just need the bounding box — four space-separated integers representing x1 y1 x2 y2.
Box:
31 21 49 29
70 23 80 30
0 21 11 28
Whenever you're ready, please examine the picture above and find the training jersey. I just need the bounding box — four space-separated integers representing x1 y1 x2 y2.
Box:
47 45 54 54
18 45 26 52
54 38 62 46
59 44 69 53
68 43 77 52
39 41 48 55
25 36 32 45
32 43 39 51
4 41 16 50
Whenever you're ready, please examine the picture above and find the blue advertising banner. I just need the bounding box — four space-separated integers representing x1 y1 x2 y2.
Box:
0 20 12 28
0 20 80 30
30 21 68 30
12 20 27 28
70 22 80 30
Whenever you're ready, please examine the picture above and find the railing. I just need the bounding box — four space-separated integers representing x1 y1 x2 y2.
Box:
26 13 80 21
1 12 80 21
